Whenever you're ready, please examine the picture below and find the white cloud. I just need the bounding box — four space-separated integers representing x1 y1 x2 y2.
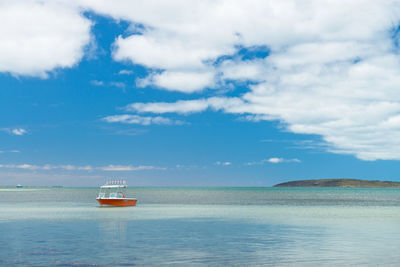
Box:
78 0 400 160
77 0 241 92
91 80 126 89
78 166 94 171
11 128 27 136
267 158 284 164
246 157 301 165
215 161 231 166
102 114 185 126
76 0 400 92
126 99 209 114
220 59 267 82
267 157 301 164
118 69 133 75
112 33 228 71
0 150 20 154
59 165 94 171
138 71 215 93
0 0 92 77
126 97 245 114
90 80 104 86
6 0 400 160
0 164 39 170
99 165 165 171
0 163 165 172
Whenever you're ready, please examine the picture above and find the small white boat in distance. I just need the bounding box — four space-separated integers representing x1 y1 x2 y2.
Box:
96 180 137 207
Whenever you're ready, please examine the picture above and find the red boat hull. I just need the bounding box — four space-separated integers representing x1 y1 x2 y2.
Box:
97 198 137 207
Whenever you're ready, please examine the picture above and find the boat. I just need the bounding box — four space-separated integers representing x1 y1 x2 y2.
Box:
96 180 137 207
16 184 23 188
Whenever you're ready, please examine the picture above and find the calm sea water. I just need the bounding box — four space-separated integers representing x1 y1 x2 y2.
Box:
1 187 400 266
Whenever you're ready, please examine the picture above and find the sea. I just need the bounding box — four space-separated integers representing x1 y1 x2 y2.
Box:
1 187 400 266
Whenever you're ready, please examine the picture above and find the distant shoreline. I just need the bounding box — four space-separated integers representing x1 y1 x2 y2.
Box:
0 186 64 188
274 179 400 187
2 181 400 188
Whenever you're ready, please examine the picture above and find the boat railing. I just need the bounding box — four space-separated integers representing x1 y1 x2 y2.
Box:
105 180 126 186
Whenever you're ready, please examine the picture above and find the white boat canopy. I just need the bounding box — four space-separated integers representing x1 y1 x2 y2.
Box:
100 184 127 189
100 180 127 188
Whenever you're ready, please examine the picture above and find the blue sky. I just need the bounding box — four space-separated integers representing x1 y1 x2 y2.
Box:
2 1 400 186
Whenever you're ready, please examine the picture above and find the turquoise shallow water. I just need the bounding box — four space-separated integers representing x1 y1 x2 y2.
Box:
1 187 400 266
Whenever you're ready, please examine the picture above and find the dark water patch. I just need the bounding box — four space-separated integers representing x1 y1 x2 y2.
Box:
27 249 64 256
54 262 99 266
111 262 136 266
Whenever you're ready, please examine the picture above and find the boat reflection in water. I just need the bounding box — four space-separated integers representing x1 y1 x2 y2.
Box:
96 180 137 207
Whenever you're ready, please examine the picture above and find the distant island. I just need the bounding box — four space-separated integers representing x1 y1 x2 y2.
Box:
274 179 400 187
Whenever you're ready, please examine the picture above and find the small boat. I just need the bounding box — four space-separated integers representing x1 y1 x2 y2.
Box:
16 184 23 188
96 180 137 207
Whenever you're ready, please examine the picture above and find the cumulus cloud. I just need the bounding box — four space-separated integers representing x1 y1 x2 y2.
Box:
10 128 27 136
0 0 92 77
94 0 400 160
137 71 216 93
7 0 400 160
78 0 242 93
102 114 185 125
220 59 268 82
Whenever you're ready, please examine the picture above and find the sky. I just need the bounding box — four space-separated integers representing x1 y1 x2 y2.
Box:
2 0 400 186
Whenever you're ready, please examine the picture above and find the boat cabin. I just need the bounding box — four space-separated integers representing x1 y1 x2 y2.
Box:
98 182 127 199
